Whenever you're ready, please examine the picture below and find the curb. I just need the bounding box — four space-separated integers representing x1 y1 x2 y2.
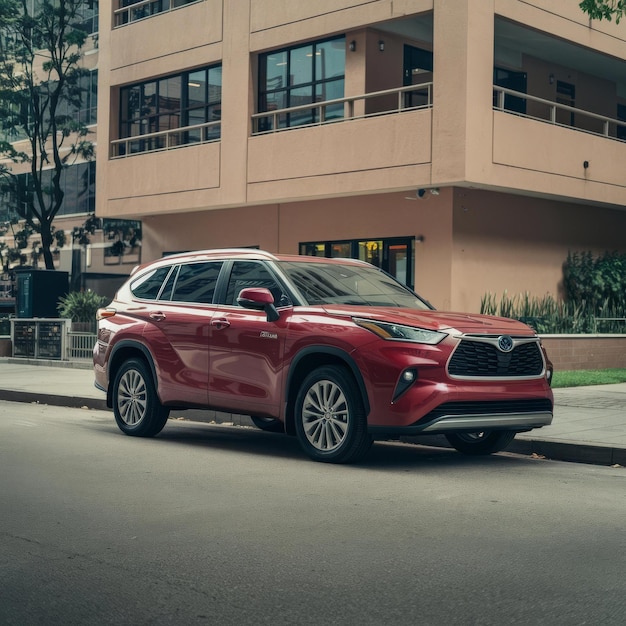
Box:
509 437 625 467
0 389 107 411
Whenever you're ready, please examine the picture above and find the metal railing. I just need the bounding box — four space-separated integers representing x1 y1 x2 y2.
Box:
252 83 433 134
66 331 97 360
493 86 626 142
113 0 203 27
110 120 221 158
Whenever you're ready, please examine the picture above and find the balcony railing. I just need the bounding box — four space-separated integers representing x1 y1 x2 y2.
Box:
252 83 433 134
113 0 202 27
493 86 626 142
110 120 221 158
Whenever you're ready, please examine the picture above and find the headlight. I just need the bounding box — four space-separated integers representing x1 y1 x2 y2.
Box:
354 318 447 345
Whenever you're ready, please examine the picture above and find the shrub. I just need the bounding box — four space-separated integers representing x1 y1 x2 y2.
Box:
563 251 626 311
57 290 108 330
479 292 625 334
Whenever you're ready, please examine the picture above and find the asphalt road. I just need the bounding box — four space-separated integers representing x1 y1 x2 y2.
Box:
1 401 625 625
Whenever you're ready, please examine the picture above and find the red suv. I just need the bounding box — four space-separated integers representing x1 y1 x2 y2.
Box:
94 249 553 463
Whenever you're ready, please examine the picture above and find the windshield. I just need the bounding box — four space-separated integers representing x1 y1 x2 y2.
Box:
278 261 432 309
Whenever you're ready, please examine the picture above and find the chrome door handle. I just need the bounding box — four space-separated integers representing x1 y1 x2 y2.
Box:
211 318 230 329
149 311 166 321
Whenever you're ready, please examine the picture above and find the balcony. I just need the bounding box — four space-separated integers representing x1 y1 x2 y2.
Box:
492 86 626 201
247 84 433 202
113 0 203 28
493 86 626 143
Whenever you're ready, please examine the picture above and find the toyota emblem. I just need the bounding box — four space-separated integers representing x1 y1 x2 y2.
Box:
497 335 514 352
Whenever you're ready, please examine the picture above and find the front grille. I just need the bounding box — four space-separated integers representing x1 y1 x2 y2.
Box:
421 399 553 422
448 338 544 378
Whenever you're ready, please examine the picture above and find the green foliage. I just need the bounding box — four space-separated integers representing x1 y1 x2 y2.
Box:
57 290 108 326
483 251 626 334
563 251 626 312
480 292 625 334
579 0 626 23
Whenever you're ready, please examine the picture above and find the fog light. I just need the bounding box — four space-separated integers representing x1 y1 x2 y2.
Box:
393 368 418 402
402 370 416 383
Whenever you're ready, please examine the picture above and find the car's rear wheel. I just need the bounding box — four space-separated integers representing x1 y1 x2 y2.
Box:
112 358 170 437
250 416 284 433
445 431 516 455
294 365 371 464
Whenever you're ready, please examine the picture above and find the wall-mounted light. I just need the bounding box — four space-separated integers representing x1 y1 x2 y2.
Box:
583 160 589 169
378 40 385 52
416 235 425 243
349 40 356 52
549 73 555 85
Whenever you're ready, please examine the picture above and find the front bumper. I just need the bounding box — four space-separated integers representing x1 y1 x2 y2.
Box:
368 398 553 438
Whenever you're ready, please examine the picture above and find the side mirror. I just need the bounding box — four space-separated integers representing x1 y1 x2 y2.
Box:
237 287 280 322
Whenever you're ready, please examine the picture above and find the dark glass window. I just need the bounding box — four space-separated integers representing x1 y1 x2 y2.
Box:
617 104 626 140
131 266 173 300
300 237 415 289
115 0 200 26
80 70 98 125
73 0 99 34
493 67 527 114
171 262 223 304
258 37 345 131
118 65 222 155
223 261 288 307
2 162 96 219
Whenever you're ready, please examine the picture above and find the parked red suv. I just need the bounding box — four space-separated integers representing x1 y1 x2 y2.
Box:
94 249 553 463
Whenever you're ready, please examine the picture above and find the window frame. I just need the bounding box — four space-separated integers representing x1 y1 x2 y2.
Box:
118 64 222 155
258 36 346 131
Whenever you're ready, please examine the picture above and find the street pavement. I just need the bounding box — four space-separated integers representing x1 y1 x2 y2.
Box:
0 357 624 466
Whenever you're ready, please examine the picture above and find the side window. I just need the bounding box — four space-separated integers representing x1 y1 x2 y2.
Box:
130 266 172 300
224 261 290 307
158 265 179 301
171 262 223 304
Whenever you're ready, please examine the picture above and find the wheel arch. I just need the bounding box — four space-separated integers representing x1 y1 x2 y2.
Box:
284 346 370 436
106 340 159 408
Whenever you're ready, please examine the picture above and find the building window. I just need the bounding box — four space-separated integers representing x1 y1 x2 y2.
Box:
74 0 99 35
114 0 202 27
493 67 527 114
556 81 575 127
78 70 98 125
1 162 96 219
403 45 433 109
617 103 626 140
300 237 415 289
258 36 345 131
116 65 222 156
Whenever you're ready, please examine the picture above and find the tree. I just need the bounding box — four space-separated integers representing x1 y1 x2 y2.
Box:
0 0 94 269
580 0 626 23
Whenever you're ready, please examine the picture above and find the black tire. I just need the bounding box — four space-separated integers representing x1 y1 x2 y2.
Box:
445 431 516 455
112 358 170 437
250 416 284 433
294 365 372 464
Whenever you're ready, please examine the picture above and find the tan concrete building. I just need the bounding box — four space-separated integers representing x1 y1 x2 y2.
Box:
96 0 626 311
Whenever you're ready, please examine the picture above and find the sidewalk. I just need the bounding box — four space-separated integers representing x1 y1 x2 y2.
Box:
0 357 624 466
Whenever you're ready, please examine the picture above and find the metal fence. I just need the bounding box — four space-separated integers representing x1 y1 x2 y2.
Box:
67 332 97 360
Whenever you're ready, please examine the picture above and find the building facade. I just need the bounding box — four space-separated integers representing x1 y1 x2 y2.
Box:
96 0 626 311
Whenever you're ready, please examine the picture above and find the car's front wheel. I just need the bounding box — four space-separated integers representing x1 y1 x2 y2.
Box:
294 365 372 464
112 358 170 437
445 431 516 455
